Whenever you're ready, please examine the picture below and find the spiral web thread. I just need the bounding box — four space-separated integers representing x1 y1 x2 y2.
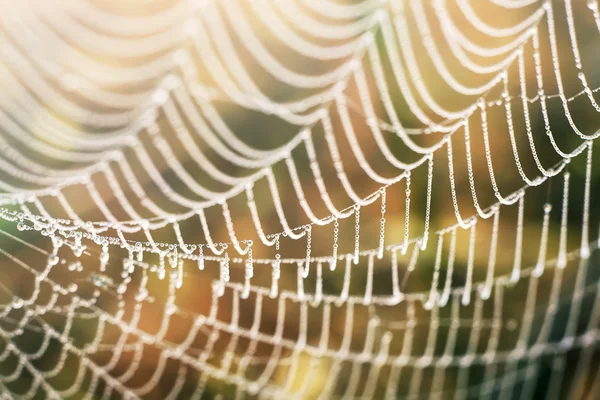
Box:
0 0 600 398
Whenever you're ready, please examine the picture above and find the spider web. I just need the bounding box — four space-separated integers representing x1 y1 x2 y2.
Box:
0 0 599 398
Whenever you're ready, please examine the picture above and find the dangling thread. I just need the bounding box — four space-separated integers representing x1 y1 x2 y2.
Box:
462 221 477 306
402 172 411 255
510 194 525 283
353 205 360 264
557 172 570 269
331 218 339 270
378 187 387 259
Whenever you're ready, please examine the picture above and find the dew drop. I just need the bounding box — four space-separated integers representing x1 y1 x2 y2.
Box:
117 284 127 295
47 254 59 266
12 298 23 309
135 288 148 302
165 303 177 315
68 261 81 272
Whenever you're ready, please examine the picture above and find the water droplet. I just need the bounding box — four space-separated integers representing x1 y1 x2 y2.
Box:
12 298 23 309
73 245 86 257
47 254 59 266
117 284 127 295
135 288 148 302
52 236 63 249
165 303 176 315
68 262 81 272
